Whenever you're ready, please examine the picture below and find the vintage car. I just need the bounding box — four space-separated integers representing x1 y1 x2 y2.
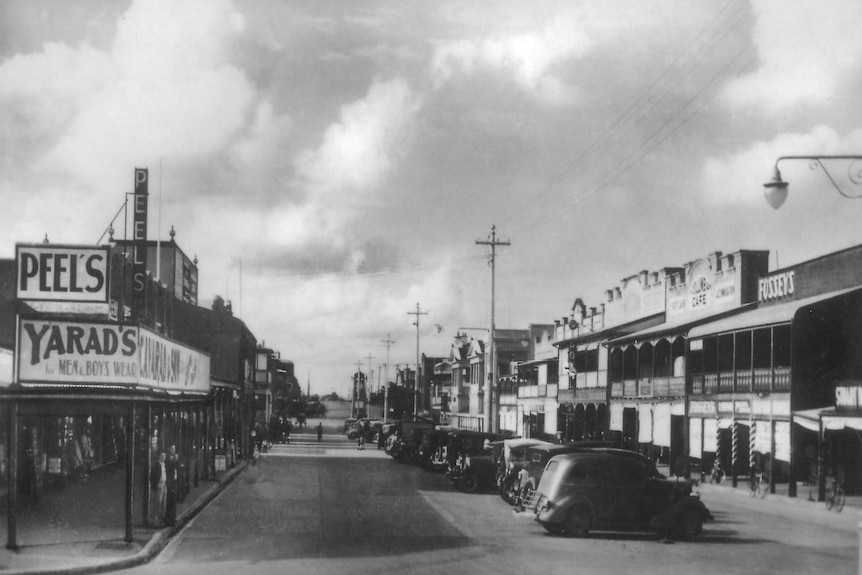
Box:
389 420 435 463
514 441 612 504
418 428 453 471
496 438 555 503
525 449 711 540
445 430 508 490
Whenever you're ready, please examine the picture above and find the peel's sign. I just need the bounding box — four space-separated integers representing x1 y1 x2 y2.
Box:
16 244 109 303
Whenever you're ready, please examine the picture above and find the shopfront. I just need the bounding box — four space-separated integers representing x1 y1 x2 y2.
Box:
3 316 212 548
687 244 862 498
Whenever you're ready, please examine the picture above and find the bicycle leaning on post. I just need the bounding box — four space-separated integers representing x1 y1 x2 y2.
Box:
748 453 769 498
708 457 725 484
748 469 769 498
825 477 845 512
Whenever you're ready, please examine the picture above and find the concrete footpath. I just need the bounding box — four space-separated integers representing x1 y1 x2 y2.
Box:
0 460 248 575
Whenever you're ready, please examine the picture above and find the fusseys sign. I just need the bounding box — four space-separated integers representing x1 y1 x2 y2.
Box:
758 270 795 303
16 244 109 303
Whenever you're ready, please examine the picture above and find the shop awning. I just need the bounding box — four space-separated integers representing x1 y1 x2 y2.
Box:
554 312 664 347
793 407 862 434
688 286 862 339
606 305 756 347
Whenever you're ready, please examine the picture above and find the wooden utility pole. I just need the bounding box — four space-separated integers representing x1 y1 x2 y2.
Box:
476 225 510 433
407 303 428 417
381 334 395 423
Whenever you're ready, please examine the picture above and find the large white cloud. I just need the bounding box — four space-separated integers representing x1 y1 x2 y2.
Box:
430 14 591 106
295 77 422 198
0 0 254 194
722 0 862 113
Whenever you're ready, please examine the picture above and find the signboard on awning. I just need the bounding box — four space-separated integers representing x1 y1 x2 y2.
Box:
16 318 210 394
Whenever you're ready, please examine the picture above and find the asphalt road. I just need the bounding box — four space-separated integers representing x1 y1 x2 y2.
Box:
125 444 858 575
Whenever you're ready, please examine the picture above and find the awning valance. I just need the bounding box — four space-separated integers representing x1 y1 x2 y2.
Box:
793 406 862 434
688 286 862 339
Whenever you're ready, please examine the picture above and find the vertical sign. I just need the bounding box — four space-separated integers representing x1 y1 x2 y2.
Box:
132 168 149 314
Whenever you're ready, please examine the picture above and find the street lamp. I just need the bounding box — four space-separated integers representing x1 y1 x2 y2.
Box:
763 155 862 209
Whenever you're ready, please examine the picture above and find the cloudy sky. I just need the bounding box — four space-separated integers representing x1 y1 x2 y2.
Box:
3 0 862 397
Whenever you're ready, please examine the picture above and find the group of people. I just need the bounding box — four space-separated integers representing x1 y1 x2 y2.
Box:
148 444 182 528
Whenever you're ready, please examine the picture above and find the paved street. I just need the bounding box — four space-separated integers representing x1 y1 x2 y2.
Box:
122 426 858 575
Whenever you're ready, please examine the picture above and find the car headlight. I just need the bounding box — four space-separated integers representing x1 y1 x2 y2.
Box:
465 456 471 467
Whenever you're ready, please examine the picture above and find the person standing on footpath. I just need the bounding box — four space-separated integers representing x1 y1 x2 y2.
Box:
149 451 167 527
165 445 180 526
316 422 323 443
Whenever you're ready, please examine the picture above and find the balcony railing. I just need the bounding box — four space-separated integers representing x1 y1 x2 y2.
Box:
689 366 792 395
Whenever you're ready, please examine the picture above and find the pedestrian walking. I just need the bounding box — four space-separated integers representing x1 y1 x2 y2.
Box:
149 451 167 527
316 422 323 443
165 445 180 526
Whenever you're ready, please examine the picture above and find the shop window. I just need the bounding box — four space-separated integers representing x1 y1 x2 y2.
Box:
574 350 587 373
609 348 624 383
638 343 654 379
688 340 703 374
584 349 599 372
548 360 559 384
753 328 772 369
735 330 752 371
773 324 792 368
718 333 734 372
702 336 718 373
623 346 638 380
654 340 672 378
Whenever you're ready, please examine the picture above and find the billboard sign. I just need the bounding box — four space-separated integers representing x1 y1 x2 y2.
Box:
16 318 209 394
16 244 109 303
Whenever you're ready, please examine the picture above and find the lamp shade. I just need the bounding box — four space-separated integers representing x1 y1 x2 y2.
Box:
763 167 789 209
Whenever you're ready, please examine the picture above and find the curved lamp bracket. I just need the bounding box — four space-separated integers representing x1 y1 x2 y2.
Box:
764 155 862 209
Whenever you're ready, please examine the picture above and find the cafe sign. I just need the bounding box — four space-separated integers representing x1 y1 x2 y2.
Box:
16 318 209 394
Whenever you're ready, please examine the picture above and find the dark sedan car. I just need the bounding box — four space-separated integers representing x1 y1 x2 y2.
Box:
523 449 711 540
514 441 612 504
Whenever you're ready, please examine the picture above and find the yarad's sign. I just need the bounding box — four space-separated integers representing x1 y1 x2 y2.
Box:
137 325 209 393
16 244 109 303
16 318 209 394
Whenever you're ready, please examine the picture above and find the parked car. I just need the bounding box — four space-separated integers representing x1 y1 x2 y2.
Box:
525 449 711 540
515 441 612 505
445 430 508 489
495 438 555 503
343 417 357 434
455 453 498 493
418 428 453 471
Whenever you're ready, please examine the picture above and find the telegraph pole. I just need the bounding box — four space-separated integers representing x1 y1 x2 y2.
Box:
407 303 428 418
476 225 510 433
364 352 375 417
381 333 395 423
353 359 363 418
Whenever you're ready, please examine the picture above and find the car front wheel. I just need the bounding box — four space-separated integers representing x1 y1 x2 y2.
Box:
541 522 565 536
564 505 591 537
673 508 703 540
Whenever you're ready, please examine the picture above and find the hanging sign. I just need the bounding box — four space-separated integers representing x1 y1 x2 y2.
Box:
132 168 149 312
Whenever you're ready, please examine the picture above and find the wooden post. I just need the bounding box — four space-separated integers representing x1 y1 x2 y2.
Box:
125 403 136 544
6 401 19 551
142 405 151 524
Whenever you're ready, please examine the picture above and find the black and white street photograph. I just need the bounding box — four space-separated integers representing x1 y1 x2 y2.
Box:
1 1 861 573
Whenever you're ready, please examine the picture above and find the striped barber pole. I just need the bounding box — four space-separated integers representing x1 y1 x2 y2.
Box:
749 421 757 472
731 420 738 469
